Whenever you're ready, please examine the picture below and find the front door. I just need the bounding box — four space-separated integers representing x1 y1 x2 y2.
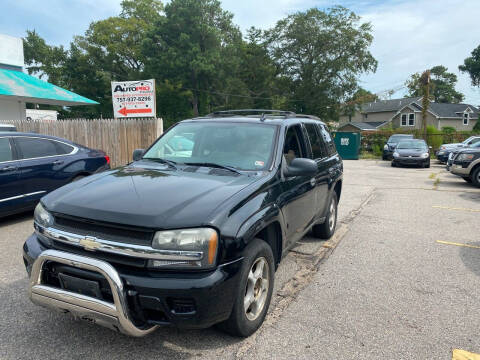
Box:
0 137 23 215
279 125 317 247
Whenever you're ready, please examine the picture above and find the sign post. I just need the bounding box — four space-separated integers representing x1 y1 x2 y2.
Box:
111 79 156 118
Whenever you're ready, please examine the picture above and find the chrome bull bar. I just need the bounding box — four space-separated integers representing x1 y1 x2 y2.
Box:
29 249 158 337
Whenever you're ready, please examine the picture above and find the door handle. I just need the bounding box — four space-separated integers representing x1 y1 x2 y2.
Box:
0 166 17 172
52 160 64 165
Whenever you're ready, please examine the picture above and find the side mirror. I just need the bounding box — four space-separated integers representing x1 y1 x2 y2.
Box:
284 158 317 178
132 149 145 161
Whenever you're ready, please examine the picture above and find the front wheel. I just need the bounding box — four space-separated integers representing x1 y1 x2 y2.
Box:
312 192 338 240
472 167 480 188
218 238 274 337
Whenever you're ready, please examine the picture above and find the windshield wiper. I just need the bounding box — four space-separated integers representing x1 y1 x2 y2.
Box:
143 157 177 168
184 162 243 175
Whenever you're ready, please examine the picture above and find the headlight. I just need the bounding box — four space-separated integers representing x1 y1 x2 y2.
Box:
421 153 429 158
149 228 218 269
393 152 400 158
457 153 474 162
34 203 54 228
384 145 388 150
440 146 446 150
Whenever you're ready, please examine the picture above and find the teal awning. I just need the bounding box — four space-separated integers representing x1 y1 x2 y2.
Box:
0 68 98 106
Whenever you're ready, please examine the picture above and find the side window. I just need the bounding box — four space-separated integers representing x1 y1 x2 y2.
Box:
318 125 336 156
0 138 13 162
53 141 74 155
283 125 305 165
16 137 59 159
304 123 326 159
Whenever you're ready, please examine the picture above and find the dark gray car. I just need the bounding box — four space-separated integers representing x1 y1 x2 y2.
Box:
391 139 431 168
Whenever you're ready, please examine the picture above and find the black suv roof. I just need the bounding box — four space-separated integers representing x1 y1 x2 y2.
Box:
183 109 325 126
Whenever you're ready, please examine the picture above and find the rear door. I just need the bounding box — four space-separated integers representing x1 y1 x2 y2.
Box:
0 137 23 215
302 122 329 217
13 136 75 205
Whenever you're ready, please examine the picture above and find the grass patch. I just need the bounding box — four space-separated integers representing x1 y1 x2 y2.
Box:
433 177 440 188
429 173 437 179
360 152 381 160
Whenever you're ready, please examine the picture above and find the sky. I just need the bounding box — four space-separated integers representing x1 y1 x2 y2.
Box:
1 0 479 105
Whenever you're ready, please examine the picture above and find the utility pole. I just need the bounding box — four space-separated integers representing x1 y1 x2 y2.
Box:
420 70 431 141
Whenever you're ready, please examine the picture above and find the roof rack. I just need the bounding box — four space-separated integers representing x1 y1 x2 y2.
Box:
207 109 296 120
293 114 321 121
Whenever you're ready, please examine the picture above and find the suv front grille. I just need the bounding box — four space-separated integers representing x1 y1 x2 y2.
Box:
53 215 155 246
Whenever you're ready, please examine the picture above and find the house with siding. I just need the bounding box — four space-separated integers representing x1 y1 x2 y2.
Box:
338 97 479 132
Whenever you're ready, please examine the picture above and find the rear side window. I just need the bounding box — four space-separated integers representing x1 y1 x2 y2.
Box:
16 137 59 159
304 123 326 159
54 141 74 155
0 138 13 162
318 125 336 156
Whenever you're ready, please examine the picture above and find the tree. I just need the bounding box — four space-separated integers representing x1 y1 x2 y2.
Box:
459 45 480 87
264 6 377 120
143 0 242 116
342 88 378 118
406 65 464 103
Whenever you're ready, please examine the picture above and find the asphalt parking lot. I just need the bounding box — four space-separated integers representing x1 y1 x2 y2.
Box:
1 159 479 359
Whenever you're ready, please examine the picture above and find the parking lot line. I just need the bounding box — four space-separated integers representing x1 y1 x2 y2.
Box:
436 240 480 249
432 205 480 213
452 349 480 360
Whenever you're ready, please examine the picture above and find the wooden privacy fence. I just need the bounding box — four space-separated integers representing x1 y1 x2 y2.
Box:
3 118 163 168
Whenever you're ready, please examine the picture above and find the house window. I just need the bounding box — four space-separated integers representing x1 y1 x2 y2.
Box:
401 113 415 126
409 113 415 126
364 113 368 120
463 112 469 125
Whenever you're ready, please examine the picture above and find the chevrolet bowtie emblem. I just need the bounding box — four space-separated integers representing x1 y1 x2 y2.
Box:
79 236 101 251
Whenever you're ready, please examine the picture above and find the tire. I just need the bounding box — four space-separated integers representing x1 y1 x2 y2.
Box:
462 177 472 183
391 162 396 167
424 161 430 168
472 167 480 188
218 238 275 337
382 155 387 161
312 192 338 240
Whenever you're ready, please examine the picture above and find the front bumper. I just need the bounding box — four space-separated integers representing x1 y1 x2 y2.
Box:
383 149 394 159
392 157 429 166
23 234 243 336
450 162 471 176
436 151 450 163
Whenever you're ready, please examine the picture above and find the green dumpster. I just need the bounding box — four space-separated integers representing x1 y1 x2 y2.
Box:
333 132 361 160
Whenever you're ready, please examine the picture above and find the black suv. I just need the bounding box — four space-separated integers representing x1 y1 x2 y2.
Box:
450 146 480 187
23 110 343 337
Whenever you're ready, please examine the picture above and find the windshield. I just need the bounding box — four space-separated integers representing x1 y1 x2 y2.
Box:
397 140 427 150
143 122 278 171
388 135 413 144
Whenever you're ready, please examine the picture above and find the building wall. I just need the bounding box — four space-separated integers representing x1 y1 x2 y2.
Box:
339 110 394 125
0 98 26 121
391 108 437 130
337 124 361 132
437 118 477 131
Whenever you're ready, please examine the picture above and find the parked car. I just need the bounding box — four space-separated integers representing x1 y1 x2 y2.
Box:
446 141 480 171
436 135 480 163
0 124 16 132
23 110 343 337
0 132 110 217
383 134 414 160
391 139 431 168
450 147 480 187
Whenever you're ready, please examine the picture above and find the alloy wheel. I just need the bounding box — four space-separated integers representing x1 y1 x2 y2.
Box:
244 257 269 321
328 198 336 232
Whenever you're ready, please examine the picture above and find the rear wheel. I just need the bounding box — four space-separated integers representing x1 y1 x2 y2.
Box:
312 192 338 240
472 167 480 188
218 238 274 337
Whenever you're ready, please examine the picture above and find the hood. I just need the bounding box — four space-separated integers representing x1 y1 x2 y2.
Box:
441 142 463 149
456 148 480 155
42 162 260 229
396 148 428 157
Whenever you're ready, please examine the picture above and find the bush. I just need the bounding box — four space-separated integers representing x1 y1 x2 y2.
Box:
426 125 443 150
372 144 383 157
474 120 480 133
